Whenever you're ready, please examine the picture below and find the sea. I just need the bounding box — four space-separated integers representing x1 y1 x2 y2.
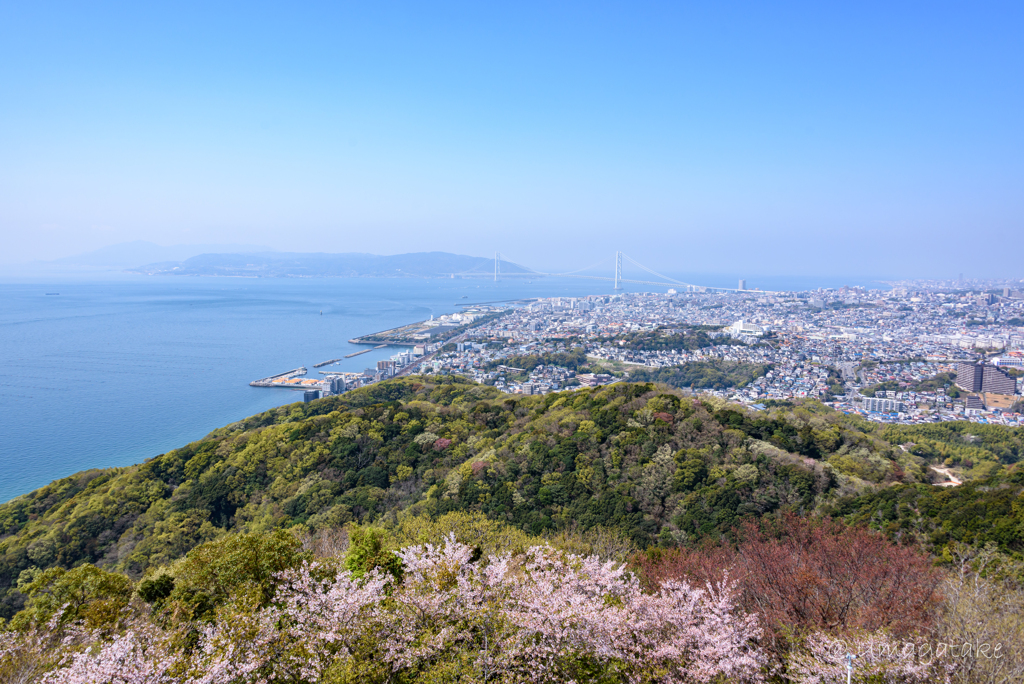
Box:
0 271 888 503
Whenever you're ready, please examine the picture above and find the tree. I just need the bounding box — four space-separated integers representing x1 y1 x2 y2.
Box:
936 543 1024 684
634 514 943 658
10 565 134 632
23 536 768 683
166 529 309 621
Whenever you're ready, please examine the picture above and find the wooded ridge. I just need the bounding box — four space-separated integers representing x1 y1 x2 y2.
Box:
1 377 1020 621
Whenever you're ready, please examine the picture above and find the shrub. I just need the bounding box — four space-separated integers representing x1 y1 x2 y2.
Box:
634 513 943 657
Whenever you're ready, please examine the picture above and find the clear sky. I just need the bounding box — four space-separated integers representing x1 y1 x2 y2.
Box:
1 1 1021 277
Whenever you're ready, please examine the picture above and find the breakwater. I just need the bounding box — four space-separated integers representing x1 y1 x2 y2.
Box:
343 344 389 358
250 367 307 387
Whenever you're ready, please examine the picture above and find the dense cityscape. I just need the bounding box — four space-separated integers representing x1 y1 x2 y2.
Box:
301 279 1024 428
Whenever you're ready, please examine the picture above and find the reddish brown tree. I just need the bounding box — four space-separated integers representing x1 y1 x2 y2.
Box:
633 514 943 655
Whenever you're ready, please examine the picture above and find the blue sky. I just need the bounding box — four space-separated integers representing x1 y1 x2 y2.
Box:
1 1 1021 277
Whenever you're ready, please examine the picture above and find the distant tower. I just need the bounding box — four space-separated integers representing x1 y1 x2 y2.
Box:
614 251 622 290
738 279 746 291
494 252 501 282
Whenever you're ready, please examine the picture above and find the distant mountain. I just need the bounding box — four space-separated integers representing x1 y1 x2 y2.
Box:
130 251 531 278
50 240 275 270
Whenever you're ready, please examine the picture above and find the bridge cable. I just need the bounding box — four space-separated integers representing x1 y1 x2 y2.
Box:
621 254 692 287
540 256 614 277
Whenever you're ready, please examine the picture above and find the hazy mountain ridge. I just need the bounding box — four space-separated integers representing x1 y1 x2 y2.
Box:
48 240 275 270
130 251 532 278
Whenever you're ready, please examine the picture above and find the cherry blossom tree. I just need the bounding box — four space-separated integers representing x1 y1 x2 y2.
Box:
39 622 175 684
503 545 764 683
23 534 769 683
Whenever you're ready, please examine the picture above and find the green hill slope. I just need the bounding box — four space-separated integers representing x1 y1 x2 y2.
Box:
825 472 1024 555
1 376 1020 619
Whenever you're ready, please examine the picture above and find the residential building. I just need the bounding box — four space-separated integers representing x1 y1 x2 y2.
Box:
982 365 1016 395
956 362 984 392
863 397 905 412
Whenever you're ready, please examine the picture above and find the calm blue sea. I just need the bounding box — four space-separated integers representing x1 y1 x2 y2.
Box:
0 271 885 503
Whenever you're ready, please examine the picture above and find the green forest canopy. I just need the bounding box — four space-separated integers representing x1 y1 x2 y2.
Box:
611 327 743 352
626 360 770 390
0 376 1020 621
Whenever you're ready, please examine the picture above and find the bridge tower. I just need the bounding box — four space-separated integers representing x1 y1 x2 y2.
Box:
614 251 622 290
494 252 501 282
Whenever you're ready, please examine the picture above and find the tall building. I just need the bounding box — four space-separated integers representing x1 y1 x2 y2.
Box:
982 365 1016 395
956 362 984 392
738 279 746 291
957 362 1016 395
303 390 321 403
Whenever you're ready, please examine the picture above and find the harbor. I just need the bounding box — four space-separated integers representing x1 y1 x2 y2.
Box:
249 304 511 397
347 320 428 345
347 303 514 346
249 367 323 390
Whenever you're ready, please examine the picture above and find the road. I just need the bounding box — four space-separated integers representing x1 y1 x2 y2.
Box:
394 331 473 378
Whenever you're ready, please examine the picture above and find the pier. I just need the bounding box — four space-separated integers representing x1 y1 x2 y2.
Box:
313 358 342 368
343 344 389 358
249 367 307 388
348 321 429 346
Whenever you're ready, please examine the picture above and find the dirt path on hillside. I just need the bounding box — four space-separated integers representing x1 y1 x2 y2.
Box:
929 465 962 487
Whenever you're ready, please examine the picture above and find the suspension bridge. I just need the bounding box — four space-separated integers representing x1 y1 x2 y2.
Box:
449 251 767 294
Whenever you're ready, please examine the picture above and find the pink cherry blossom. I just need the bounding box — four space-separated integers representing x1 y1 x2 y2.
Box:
40 624 175 684
28 534 959 684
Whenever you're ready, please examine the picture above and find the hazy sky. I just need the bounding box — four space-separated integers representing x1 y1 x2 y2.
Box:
1 1 1021 277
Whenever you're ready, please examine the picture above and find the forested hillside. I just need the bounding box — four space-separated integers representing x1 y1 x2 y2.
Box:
0 377 1021 622
2 377 1024 682
610 327 744 351
626 360 770 390
825 472 1024 554
485 347 589 372
884 421 1024 478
